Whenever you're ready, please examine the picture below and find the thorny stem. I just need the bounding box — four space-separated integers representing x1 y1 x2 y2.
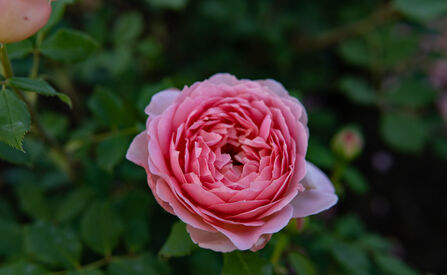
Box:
294 4 400 52
0 43 75 178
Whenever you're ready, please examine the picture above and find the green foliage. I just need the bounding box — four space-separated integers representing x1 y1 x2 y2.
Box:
380 113 428 153
107 254 169 275
8 77 72 108
343 166 369 195
6 40 33 59
81 201 124 256
96 136 129 172
374 254 418 275
24 222 82 268
0 261 47 275
159 221 196 257
288 253 316 275
0 88 30 150
394 0 447 21
0 220 23 258
339 76 377 106
222 251 273 275
41 29 99 62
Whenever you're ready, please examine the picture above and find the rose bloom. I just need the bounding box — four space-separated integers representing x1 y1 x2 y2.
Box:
127 74 338 252
0 0 52 43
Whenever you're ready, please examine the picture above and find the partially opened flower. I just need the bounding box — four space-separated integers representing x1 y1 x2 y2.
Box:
127 73 338 252
0 0 52 44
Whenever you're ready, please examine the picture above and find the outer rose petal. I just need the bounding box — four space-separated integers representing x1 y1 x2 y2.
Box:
291 161 338 218
256 79 289 97
208 73 239 86
186 225 238 253
144 89 180 117
126 131 148 169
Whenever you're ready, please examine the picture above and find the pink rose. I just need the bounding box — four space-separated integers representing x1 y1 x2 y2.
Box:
127 74 338 252
0 0 52 43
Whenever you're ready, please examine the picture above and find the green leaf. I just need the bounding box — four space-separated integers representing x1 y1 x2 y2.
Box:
24 221 82 268
0 220 23 257
0 261 47 275
16 184 50 220
190 250 222 275
113 12 144 44
307 140 336 169
8 77 72 108
6 40 33 59
338 38 371 67
374 254 418 275
40 0 76 34
107 254 169 275
147 0 188 10
393 0 447 21
0 88 31 151
380 113 428 153
0 199 15 221
87 87 124 127
40 111 69 139
343 166 369 195
81 201 123 256
96 135 129 172
66 269 105 275
159 221 195 257
334 215 365 239
56 187 94 223
222 251 273 275
123 217 150 253
339 77 376 105
41 29 99 62
0 142 31 166
288 253 316 275
385 78 435 108
330 240 371 275
356 234 392 253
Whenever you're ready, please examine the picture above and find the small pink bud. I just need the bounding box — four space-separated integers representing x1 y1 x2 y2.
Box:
0 0 52 44
331 127 364 161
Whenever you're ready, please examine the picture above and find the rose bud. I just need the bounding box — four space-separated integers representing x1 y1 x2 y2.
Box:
0 0 52 44
127 74 338 252
331 127 364 161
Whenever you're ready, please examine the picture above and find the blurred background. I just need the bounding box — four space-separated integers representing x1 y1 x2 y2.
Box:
0 0 446 274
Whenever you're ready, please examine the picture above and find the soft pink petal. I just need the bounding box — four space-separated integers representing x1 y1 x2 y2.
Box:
155 178 215 232
208 73 239 86
125 131 148 169
144 89 180 116
186 225 238 252
256 79 289 97
250 234 272 252
212 205 293 250
291 162 338 218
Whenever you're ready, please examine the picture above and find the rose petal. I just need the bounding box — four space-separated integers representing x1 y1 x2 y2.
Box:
144 89 180 116
186 225 238 252
208 73 239 86
256 79 289 97
126 131 148 169
212 205 293 250
291 162 338 218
